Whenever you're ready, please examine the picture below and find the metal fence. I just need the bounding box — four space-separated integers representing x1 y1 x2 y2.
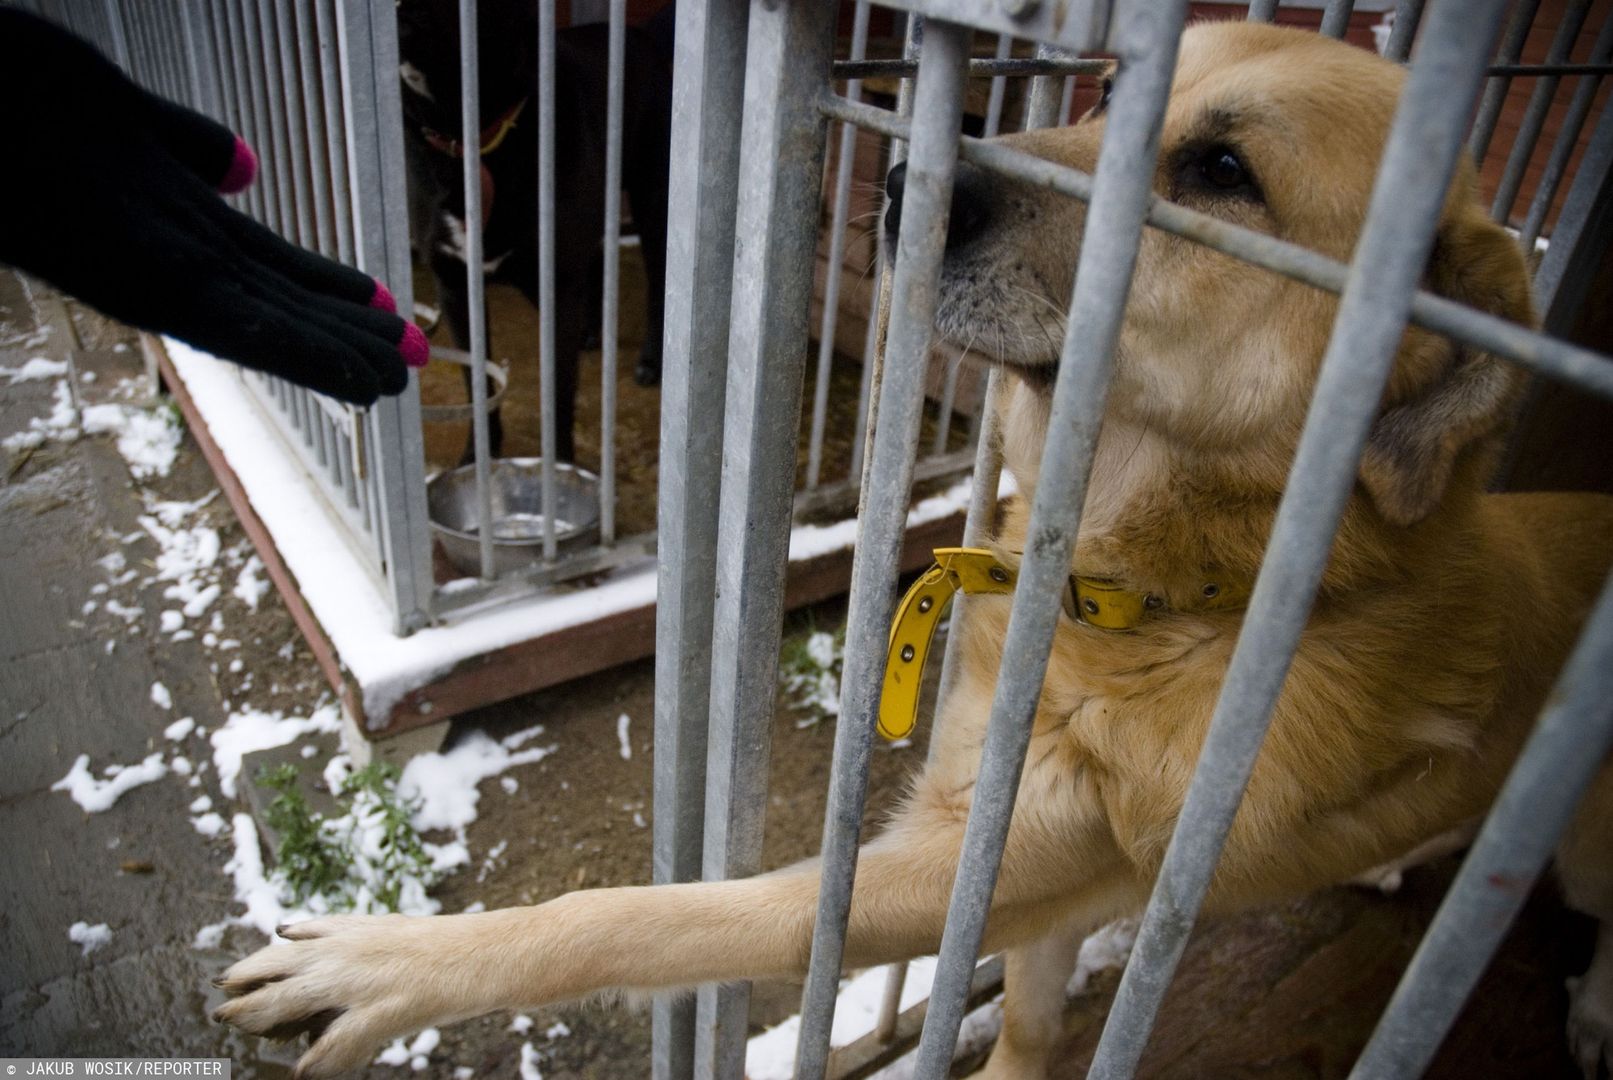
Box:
20 0 1004 643
15 0 1613 1075
652 0 1613 1077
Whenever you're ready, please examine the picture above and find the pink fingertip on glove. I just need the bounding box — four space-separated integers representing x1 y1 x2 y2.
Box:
218 137 258 194
400 322 430 369
369 279 398 314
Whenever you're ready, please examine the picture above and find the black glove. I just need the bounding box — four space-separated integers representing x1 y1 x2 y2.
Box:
0 10 427 406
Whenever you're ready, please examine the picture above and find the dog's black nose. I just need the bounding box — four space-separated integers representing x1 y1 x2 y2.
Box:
883 161 992 251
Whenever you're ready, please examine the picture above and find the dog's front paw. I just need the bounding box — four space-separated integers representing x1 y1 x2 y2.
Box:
213 914 483 1078
1568 973 1613 1079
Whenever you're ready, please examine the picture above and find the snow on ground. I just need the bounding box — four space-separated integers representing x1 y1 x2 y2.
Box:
232 555 268 611
615 713 632 760
400 725 554 835
150 681 172 710
67 921 113 957
208 703 342 799
52 752 168 813
0 356 69 382
0 373 182 478
744 920 1137 1080
375 1028 440 1071
519 1042 543 1080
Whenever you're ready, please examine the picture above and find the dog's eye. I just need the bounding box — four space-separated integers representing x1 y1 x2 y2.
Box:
1098 77 1113 110
1177 143 1262 202
1199 148 1248 189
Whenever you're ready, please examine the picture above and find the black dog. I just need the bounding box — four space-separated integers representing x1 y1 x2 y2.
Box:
398 0 673 464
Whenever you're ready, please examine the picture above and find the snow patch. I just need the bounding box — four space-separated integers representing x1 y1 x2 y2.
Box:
233 555 268 612
52 752 167 813
0 357 70 382
81 402 182 479
399 728 554 835
615 713 632 760
150 681 172 710
209 704 342 798
68 921 113 956
519 1043 542 1080
165 716 196 741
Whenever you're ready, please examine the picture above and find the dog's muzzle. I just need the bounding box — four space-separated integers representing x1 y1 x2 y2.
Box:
883 160 993 254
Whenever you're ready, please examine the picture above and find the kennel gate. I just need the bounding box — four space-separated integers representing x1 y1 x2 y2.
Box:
19 0 1001 735
650 0 1613 1078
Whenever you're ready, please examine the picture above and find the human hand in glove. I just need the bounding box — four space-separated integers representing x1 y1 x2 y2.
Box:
0 9 428 406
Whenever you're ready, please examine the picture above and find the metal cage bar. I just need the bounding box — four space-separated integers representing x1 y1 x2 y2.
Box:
794 22 973 1080
1519 9 1613 250
806 0 874 491
1088 1 1513 1073
692 0 837 1074
538 0 560 562
459 0 497 580
650 0 751 1068
1491 0 1594 223
599 0 628 545
912 4 1191 1073
1470 0 1543 162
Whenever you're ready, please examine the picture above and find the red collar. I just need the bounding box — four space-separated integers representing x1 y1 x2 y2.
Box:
421 97 528 158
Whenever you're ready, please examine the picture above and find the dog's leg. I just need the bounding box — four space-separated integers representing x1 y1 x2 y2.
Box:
1348 819 1480 893
974 913 1094 1080
624 93 670 388
1559 762 1613 1079
215 780 1126 1079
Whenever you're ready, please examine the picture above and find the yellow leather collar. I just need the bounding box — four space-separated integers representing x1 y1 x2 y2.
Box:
877 547 1250 741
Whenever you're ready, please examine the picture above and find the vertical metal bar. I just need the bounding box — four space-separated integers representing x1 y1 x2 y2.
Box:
983 34 1014 138
848 15 922 487
225 0 273 229
208 0 253 220
875 960 908 1044
795 23 973 1080
1533 88 1613 328
929 360 962 457
272 0 317 250
260 0 300 241
1320 0 1355 39
693 0 835 1074
651 0 750 1070
178 0 220 118
244 0 293 237
459 0 497 580
913 5 1191 1076
1089 3 1512 1075
848 245 882 483
806 0 874 490
98 0 129 73
293 0 338 257
1350 570 1613 1079
599 0 627 546
316 0 356 265
338 0 435 633
1246 0 1280 23
538 0 559 561
1469 0 1542 163
1382 0 1425 62
1491 0 1593 223
1520 11 1613 249
1025 43 1071 131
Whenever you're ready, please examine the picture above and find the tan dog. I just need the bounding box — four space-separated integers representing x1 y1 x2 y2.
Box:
214 22 1613 1078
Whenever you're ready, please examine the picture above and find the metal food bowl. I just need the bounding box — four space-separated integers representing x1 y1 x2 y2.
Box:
427 458 601 577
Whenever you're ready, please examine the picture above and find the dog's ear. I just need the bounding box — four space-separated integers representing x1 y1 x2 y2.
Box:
1357 206 1533 526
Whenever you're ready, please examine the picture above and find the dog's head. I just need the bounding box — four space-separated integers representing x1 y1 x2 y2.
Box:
888 21 1532 527
395 0 535 140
